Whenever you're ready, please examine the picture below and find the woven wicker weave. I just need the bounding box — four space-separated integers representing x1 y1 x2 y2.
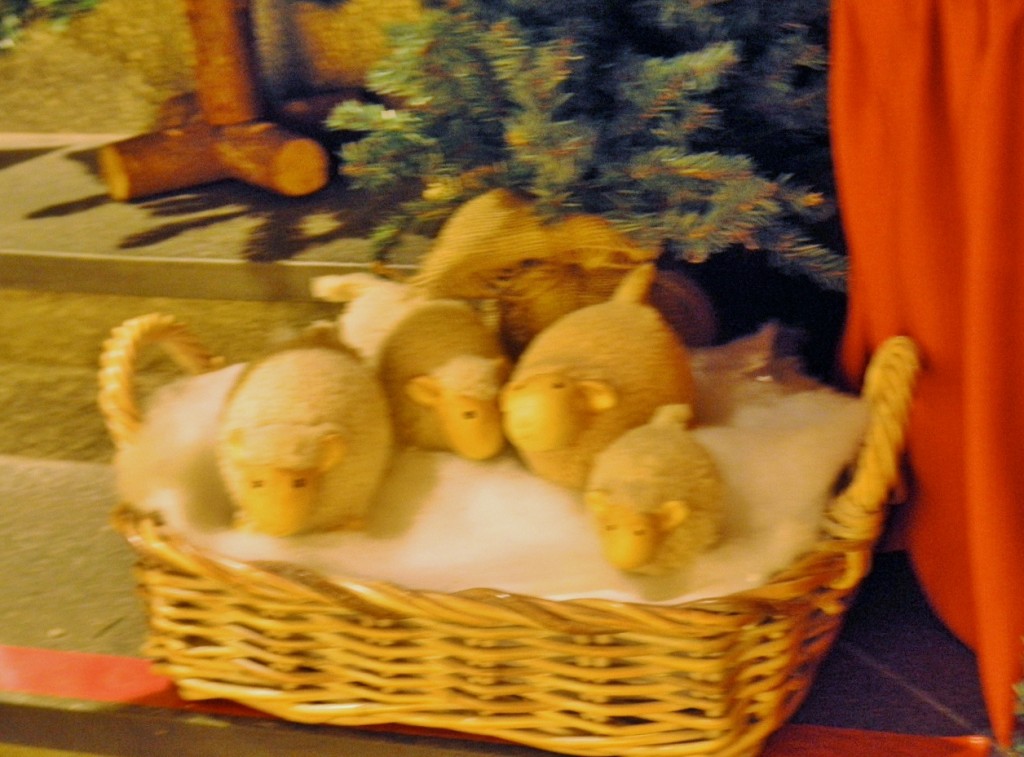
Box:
99 313 919 757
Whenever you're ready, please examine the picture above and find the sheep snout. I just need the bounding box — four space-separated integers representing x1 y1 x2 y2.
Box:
439 394 505 460
236 464 324 536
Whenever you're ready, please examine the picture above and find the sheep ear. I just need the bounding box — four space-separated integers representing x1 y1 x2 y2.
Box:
318 434 347 472
406 375 442 407
584 490 610 518
578 380 618 412
656 500 689 533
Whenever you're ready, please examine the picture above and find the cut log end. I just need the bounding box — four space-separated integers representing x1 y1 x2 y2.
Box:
272 138 331 196
218 123 330 197
98 145 132 202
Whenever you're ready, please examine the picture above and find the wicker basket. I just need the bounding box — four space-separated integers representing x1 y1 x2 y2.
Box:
98 313 920 757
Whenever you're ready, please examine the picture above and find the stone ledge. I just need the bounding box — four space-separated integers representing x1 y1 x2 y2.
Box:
0 134 428 268
0 250 375 301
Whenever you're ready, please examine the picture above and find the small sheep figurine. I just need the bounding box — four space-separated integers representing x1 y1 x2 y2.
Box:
311 273 423 369
312 273 509 461
217 333 393 536
584 404 725 574
500 264 694 488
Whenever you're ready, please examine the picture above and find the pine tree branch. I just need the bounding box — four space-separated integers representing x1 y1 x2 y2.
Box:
326 0 844 290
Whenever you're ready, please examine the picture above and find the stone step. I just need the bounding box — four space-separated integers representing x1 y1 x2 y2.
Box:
0 454 144 656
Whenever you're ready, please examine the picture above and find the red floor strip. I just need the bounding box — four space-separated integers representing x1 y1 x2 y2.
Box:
0 645 993 756
0 645 262 717
764 724 992 756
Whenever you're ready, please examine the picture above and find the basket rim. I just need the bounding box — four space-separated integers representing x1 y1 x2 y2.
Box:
111 498 855 635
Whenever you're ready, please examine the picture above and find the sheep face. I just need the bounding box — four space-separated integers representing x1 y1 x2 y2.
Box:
406 375 505 460
227 429 346 536
585 490 688 571
500 372 617 452
234 464 325 536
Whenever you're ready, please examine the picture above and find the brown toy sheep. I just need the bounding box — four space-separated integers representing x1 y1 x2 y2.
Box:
500 264 694 488
312 274 509 460
584 404 725 575
379 299 508 460
217 334 393 536
409 189 717 356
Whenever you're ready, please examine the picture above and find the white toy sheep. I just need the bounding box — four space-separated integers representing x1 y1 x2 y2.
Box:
584 404 725 574
310 273 423 369
500 264 694 488
217 334 393 536
312 273 509 461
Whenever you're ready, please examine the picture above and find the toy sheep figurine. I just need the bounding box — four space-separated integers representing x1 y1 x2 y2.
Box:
500 264 694 488
311 273 423 369
217 333 393 536
312 273 509 461
585 404 725 574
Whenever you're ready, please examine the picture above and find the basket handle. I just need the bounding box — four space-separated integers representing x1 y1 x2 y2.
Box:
98 313 224 451
823 336 920 578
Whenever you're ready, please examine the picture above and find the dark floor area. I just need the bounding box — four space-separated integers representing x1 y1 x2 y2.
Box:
794 550 990 737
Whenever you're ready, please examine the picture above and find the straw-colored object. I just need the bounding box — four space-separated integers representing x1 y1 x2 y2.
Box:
99 312 920 757
409 189 717 354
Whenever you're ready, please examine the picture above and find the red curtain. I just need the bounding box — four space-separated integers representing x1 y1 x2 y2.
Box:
831 0 1024 746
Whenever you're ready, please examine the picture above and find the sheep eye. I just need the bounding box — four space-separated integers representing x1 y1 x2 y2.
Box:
251 480 264 489
462 410 478 420
293 478 307 488
552 381 566 389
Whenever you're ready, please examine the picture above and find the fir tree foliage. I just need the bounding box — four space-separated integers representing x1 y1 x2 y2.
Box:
327 0 845 290
1 0 98 48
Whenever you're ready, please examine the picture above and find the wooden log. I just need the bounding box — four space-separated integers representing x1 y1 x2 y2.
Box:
274 89 364 135
183 0 262 125
99 1 333 200
99 124 225 201
99 121 330 200
152 92 203 130
217 122 330 197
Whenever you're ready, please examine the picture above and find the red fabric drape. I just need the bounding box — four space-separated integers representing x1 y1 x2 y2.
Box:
831 0 1024 746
